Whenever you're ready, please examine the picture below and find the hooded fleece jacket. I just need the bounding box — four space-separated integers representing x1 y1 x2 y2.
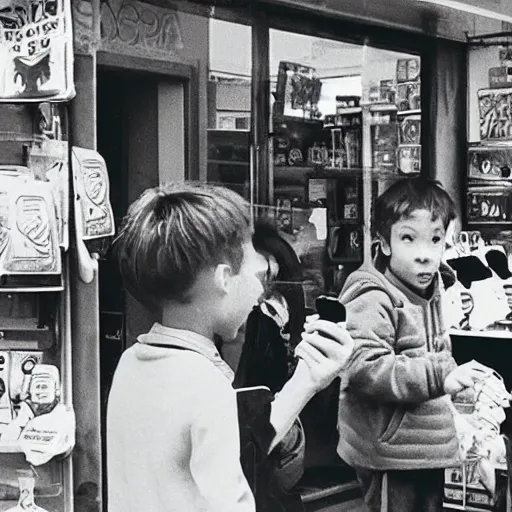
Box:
336 263 460 471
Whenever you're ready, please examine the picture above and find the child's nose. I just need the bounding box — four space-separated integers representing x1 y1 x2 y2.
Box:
416 247 435 263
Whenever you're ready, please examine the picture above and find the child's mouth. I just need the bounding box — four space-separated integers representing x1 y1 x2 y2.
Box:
417 272 433 284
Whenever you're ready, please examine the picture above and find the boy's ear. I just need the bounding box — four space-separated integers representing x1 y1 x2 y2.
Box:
213 264 233 294
379 236 391 257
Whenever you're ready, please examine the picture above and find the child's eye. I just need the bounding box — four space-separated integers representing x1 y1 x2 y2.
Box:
401 234 414 242
432 236 441 244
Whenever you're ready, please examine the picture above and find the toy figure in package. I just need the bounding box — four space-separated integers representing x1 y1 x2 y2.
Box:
72 147 115 240
397 145 421 174
28 140 69 249
0 352 13 433
4 470 49 512
396 58 421 83
478 87 512 141
3 363 75 465
0 172 60 275
0 0 75 101
396 82 421 111
399 115 421 145
275 61 322 119
467 188 512 223
468 146 512 180
9 351 43 403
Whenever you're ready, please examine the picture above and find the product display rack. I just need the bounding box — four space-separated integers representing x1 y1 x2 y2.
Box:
0 275 74 512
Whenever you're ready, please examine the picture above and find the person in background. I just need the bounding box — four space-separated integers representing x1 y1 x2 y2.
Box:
107 182 354 512
336 177 487 512
233 219 307 511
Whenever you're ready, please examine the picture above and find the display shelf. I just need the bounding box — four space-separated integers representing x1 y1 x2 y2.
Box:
0 317 41 330
450 328 512 339
0 443 22 454
468 176 512 183
208 159 249 166
0 286 64 294
466 220 512 225
468 183 512 192
367 103 398 112
336 107 362 115
330 219 360 225
274 166 315 173
396 109 421 116
275 167 415 183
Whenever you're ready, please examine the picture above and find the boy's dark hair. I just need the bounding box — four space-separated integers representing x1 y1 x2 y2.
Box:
114 182 251 309
252 219 305 347
373 177 457 242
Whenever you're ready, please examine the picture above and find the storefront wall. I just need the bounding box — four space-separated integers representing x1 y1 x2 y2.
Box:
66 1 469 510
69 2 210 510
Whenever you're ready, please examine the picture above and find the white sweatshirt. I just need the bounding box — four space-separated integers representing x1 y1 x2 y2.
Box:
107 323 255 512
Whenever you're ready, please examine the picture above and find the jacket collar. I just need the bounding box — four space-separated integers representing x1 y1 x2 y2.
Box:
138 323 235 382
384 268 441 306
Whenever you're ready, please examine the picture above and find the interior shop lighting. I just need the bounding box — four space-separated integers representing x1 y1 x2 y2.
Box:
414 0 512 25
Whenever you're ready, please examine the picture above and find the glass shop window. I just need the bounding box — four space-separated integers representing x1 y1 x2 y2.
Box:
207 19 252 200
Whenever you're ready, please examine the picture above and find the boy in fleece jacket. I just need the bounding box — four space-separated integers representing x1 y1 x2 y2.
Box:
337 178 486 512
107 182 354 512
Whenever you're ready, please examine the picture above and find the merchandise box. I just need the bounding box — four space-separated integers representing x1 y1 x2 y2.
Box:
373 150 397 170
468 145 512 180
396 82 421 112
467 185 512 224
399 115 421 145
397 144 421 174
327 225 363 264
489 66 512 89
477 88 512 142
396 58 421 83
444 465 508 511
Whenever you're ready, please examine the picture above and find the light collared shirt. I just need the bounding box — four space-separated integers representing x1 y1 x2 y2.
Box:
107 323 255 512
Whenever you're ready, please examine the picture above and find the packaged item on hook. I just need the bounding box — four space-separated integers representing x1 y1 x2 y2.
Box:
3 364 75 465
72 147 115 241
0 352 13 434
28 140 69 250
0 172 61 275
4 470 49 512
8 351 44 404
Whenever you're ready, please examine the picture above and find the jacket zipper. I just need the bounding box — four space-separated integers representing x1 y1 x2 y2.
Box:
425 304 433 352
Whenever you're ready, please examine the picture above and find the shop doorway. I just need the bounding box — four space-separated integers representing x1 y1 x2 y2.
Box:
96 64 189 507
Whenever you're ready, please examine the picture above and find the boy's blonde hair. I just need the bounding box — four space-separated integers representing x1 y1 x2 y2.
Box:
114 182 251 309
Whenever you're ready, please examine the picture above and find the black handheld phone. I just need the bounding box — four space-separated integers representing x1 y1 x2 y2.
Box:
315 295 346 323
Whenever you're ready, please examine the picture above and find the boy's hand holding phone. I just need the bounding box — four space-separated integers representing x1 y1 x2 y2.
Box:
293 297 354 394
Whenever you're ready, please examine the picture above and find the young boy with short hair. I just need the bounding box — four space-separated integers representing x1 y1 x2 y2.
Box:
107 182 354 512
337 177 486 512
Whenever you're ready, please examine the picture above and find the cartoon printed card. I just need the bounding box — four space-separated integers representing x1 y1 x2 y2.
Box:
72 147 115 241
0 0 75 101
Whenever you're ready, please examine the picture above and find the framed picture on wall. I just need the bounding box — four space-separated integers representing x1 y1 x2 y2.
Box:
273 61 322 120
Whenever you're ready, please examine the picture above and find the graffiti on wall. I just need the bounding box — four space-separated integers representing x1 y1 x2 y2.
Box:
72 0 183 56
101 0 183 53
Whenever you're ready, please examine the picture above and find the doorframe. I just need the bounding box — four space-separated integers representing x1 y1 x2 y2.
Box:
96 51 200 180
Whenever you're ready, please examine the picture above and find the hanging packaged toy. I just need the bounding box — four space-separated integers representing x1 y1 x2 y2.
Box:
4 471 49 512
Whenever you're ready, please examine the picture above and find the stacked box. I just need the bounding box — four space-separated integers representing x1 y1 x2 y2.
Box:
468 146 512 180
477 87 512 142
397 145 421 174
371 123 398 171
